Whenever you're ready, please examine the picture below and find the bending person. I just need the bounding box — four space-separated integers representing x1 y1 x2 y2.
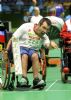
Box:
6 18 58 87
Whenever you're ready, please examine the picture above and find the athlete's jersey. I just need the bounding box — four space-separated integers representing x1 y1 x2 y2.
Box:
60 19 71 39
13 23 50 50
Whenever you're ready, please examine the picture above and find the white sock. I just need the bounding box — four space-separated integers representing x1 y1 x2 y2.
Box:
0 77 2 84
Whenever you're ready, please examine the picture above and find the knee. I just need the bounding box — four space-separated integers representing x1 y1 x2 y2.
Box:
31 53 38 61
22 54 28 61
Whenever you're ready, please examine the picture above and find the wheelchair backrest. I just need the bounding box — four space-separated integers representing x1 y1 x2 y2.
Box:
0 23 7 51
0 21 12 51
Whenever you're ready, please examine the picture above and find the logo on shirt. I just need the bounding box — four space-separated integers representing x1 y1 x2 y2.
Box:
28 31 40 40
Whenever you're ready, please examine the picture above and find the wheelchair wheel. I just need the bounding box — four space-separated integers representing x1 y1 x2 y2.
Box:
0 52 11 89
40 57 47 82
61 72 68 83
39 49 47 83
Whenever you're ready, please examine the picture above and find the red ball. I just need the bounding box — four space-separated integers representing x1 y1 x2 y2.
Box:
63 67 69 73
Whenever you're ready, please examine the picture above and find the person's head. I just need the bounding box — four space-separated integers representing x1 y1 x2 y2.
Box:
33 7 40 16
32 0 37 5
34 18 51 37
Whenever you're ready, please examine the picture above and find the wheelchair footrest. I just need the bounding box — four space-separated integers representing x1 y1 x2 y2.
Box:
32 83 46 90
15 83 46 91
17 84 31 88
7 82 14 91
16 85 31 91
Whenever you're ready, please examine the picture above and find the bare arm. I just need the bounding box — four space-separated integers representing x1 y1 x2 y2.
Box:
6 38 12 51
44 40 58 49
50 41 58 49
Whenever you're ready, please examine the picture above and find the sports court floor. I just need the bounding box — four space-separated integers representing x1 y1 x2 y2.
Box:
0 66 71 100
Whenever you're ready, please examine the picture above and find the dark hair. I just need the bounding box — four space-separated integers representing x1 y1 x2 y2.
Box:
69 5 71 15
39 17 51 26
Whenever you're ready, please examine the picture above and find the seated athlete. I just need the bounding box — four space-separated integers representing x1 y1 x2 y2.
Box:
5 18 58 87
60 18 71 43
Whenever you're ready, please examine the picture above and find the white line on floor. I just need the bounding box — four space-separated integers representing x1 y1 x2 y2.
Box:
45 80 58 92
46 90 71 91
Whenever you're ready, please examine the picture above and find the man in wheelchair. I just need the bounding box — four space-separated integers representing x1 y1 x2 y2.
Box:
60 18 71 50
60 18 71 74
4 18 58 88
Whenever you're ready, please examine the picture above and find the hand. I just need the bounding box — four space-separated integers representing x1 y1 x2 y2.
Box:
66 40 71 44
12 36 18 42
50 41 58 49
2 49 8 61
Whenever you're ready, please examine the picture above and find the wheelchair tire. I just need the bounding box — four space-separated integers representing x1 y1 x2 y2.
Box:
41 57 47 82
61 72 68 83
0 53 11 89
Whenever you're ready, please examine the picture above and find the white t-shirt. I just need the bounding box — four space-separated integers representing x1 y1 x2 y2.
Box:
30 15 43 24
13 23 50 50
46 16 64 31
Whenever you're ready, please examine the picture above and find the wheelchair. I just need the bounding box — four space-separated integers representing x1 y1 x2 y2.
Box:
60 38 71 83
0 44 47 90
0 21 47 90
0 21 12 89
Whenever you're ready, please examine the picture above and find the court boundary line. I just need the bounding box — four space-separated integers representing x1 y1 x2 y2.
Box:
45 79 71 92
45 79 58 92
46 90 71 91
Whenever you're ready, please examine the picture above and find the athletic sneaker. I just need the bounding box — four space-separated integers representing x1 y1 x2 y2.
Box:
19 76 29 87
33 77 45 87
0 77 2 84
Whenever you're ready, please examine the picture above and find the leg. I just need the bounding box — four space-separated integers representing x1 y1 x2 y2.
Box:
21 54 28 77
18 47 30 87
18 54 29 87
31 52 45 87
31 52 40 78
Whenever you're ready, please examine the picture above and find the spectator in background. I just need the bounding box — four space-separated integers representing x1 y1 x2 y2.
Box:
28 1 37 16
23 11 31 23
37 0 45 11
1 3 11 12
32 0 45 9
55 2 64 18
49 7 56 16
42 1 56 17
32 0 37 5
30 7 43 24
65 5 71 21
16 0 24 11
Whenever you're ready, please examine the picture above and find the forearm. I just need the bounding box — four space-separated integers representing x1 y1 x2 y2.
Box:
6 38 12 51
50 41 58 48
45 41 58 49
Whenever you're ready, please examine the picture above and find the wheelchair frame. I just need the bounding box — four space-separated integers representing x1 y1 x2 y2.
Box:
60 39 71 83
